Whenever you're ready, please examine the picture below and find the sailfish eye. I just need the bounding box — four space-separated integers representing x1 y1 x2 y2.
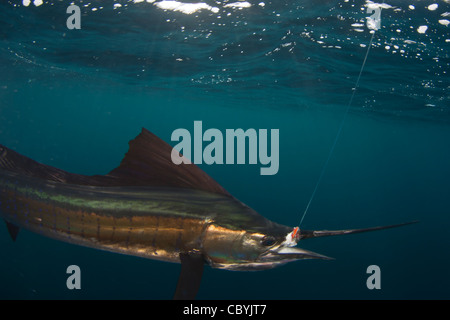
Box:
261 236 276 246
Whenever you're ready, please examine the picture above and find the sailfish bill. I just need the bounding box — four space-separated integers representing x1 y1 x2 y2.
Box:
0 129 417 299
297 221 419 240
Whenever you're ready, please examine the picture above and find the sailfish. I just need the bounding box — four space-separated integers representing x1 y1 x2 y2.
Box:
0 129 415 299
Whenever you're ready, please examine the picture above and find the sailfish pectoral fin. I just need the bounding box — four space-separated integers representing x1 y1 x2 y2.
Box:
4 220 20 242
173 252 205 300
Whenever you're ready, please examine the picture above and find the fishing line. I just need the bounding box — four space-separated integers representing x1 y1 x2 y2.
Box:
298 30 377 228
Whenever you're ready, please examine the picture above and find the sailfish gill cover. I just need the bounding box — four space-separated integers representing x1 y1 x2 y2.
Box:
0 0 449 300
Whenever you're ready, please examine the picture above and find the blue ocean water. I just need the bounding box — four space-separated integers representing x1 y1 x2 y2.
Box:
0 0 449 300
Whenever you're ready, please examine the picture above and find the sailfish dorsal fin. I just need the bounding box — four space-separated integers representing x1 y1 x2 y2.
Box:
105 128 230 196
0 129 230 196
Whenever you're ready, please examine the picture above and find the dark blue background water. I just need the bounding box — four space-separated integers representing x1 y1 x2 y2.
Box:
0 0 449 299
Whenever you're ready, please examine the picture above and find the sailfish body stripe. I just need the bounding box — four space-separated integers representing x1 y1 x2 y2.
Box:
0 169 227 263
